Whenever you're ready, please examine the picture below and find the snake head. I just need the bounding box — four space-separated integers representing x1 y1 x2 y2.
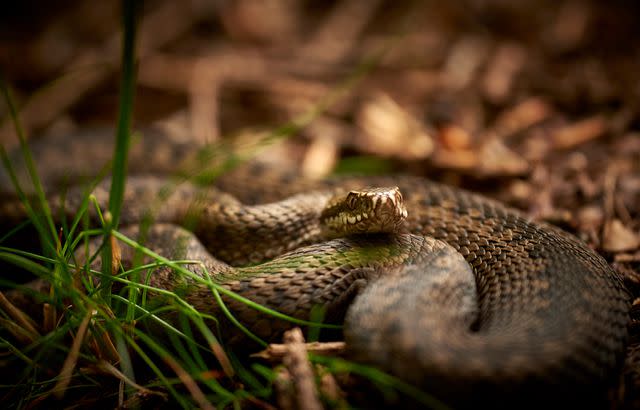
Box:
320 186 408 237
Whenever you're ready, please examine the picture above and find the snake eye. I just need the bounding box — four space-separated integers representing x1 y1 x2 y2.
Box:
346 193 358 210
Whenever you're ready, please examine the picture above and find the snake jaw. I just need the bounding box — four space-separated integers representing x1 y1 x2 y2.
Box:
320 186 407 237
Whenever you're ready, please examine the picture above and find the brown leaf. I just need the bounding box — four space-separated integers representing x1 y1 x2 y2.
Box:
356 93 434 159
602 219 640 252
477 137 530 176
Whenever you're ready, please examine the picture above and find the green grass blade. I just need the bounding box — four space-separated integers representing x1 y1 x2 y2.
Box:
0 80 58 244
111 229 342 330
108 0 138 228
0 147 57 259
312 355 450 410
0 252 52 277
101 0 139 303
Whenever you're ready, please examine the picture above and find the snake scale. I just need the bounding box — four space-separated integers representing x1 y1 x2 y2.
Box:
0 128 632 407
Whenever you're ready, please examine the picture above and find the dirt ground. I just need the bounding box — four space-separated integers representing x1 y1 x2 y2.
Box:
1 0 639 408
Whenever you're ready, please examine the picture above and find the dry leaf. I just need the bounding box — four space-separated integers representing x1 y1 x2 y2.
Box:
602 219 640 252
356 93 434 159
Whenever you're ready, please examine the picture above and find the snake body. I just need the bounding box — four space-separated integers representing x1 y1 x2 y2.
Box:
0 131 632 406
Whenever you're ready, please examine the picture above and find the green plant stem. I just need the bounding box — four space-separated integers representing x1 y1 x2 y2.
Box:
101 0 138 300
109 1 138 228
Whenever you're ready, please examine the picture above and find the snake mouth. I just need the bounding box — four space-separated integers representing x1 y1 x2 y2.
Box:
320 186 408 236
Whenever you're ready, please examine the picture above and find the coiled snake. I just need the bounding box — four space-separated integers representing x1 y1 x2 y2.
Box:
0 130 632 407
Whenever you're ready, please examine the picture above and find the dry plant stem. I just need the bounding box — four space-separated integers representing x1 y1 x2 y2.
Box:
242 396 279 410
110 234 122 276
119 379 125 409
52 309 94 398
98 360 166 398
91 327 121 363
42 303 56 333
0 290 40 337
206 337 235 379
0 0 212 147
163 355 216 410
0 317 38 344
282 328 323 410
254 341 346 362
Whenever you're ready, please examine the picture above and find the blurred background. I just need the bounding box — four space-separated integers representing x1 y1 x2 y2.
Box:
1 0 639 242
1 0 640 405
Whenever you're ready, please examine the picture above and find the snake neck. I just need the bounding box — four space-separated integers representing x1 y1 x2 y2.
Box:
193 190 336 266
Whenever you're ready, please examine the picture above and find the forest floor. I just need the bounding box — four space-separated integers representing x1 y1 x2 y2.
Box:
1 1 639 408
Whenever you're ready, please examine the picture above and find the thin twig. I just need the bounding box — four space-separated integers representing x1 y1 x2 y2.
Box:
253 341 346 362
281 328 323 410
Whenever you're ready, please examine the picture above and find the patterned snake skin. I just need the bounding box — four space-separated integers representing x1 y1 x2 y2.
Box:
0 129 632 407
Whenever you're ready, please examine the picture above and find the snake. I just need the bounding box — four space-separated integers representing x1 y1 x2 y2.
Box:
0 129 632 407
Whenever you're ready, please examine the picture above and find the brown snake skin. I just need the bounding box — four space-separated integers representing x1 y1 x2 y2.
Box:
0 129 633 406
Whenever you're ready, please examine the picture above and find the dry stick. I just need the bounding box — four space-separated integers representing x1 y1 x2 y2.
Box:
0 0 213 148
253 341 346 362
281 328 323 410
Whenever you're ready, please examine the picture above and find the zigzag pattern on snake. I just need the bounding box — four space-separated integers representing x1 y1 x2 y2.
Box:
0 129 632 406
